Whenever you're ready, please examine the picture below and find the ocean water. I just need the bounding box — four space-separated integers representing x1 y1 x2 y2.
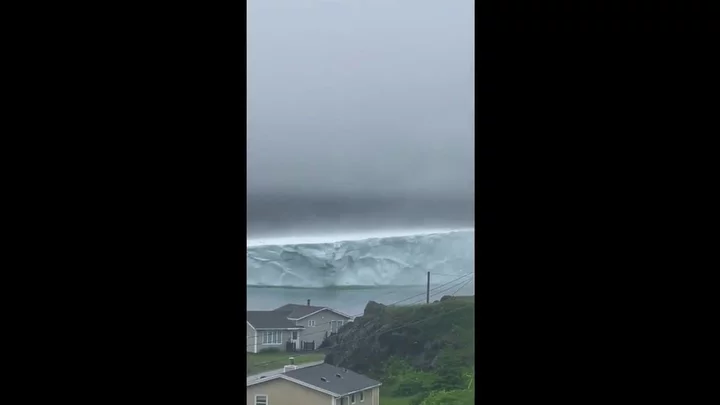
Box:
246 228 475 315
247 280 475 317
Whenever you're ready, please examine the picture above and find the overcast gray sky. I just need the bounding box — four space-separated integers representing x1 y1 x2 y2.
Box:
247 0 474 236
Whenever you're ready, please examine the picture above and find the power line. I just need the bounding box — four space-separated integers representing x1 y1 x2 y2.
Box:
450 276 474 297
387 273 472 307
430 275 474 300
408 275 474 305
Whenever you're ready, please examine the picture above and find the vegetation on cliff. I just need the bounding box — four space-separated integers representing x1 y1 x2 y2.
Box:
322 296 474 404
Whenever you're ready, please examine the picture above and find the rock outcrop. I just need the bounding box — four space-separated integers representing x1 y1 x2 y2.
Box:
322 297 474 378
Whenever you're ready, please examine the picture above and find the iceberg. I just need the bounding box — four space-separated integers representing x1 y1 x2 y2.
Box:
247 229 474 288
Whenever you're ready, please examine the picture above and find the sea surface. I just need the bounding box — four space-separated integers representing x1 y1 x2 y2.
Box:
247 279 474 317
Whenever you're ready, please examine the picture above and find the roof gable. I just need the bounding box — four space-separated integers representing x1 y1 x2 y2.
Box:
246 374 337 397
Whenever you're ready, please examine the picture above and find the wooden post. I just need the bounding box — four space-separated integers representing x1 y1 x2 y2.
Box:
426 271 430 303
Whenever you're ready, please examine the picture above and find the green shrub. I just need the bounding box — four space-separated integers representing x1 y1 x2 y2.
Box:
259 347 281 353
408 392 431 405
394 377 423 396
420 389 474 405
392 370 438 397
382 357 413 385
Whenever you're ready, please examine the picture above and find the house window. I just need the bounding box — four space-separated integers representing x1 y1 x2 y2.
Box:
308 320 316 327
263 330 282 344
360 391 364 402
351 393 355 403
255 394 267 405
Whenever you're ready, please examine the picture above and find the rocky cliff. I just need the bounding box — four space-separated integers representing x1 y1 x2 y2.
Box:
322 296 474 380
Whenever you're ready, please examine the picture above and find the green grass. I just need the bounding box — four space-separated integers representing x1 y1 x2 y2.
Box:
246 351 325 376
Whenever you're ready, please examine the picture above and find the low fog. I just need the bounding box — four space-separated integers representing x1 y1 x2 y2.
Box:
247 0 474 238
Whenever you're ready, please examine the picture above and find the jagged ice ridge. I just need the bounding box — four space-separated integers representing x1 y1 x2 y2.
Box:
247 230 474 288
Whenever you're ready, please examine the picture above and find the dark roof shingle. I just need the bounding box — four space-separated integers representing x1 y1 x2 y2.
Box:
284 363 381 396
246 311 300 329
273 304 327 319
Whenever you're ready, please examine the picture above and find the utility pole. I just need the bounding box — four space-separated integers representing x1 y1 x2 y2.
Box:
426 271 430 303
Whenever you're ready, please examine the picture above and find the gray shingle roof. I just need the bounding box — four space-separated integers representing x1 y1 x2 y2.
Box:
246 311 300 329
273 304 327 319
284 363 381 396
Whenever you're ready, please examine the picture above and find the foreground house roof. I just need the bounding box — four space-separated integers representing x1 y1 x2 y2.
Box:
273 304 353 320
273 304 329 319
246 311 301 329
247 363 382 397
247 303 354 329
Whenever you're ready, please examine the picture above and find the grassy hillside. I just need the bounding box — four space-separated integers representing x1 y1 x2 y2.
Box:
323 296 474 404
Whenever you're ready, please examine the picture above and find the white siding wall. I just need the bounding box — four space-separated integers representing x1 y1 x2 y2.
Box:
296 309 352 348
247 378 332 404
